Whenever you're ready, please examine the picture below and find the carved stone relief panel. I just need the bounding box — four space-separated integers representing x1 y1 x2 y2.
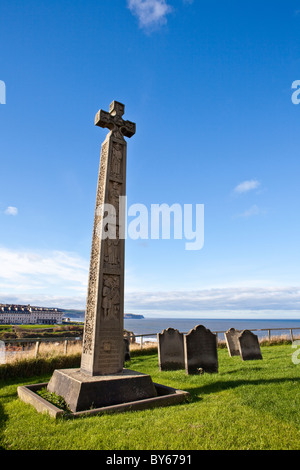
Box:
102 274 120 321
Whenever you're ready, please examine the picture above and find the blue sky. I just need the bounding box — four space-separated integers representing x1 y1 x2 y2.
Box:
0 0 300 318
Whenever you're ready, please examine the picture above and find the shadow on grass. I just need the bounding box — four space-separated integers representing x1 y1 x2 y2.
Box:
220 367 264 375
185 376 300 402
0 391 8 450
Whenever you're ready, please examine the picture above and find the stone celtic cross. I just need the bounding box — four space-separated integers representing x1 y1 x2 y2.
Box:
95 101 136 139
81 101 136 376
21 101 189 415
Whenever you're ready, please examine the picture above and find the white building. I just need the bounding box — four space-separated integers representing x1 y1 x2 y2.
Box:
0 304 64 325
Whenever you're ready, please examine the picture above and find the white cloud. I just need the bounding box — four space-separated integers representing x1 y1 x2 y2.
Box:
127 0 172 28
0 293 86 310
124 286 300 312
0 246 89 308
0 245 298 314
237 204 261 218
234 180 260 194
0 247 88 283
4 206 18 216
6 284 297 314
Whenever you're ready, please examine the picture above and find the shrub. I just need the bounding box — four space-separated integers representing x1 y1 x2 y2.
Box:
0 354 81 379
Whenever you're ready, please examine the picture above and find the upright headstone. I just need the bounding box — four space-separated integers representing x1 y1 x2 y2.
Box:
0 341 6 364
123 337 130 362
158 328 185 371
224 328 241 357
47 101 158 412
238 330 263 361
184 325 218 374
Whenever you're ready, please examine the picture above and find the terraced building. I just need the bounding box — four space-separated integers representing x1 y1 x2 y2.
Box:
0 304 64 324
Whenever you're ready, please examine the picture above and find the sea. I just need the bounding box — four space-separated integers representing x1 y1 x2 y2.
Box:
68 312 300 342
123 317 300 342
124 318 300 342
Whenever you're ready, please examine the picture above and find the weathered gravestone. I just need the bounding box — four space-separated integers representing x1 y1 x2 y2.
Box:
123 337 130 362
184 325 218 374
238 330 263 361
0 341 6 364
224 328 241 357
158 328 185 371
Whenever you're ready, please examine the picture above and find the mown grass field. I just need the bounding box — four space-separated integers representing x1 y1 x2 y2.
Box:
0 344 300 450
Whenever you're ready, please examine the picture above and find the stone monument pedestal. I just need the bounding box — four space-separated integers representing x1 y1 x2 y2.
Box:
47 368 157 413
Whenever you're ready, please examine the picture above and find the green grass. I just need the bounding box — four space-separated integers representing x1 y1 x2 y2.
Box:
0 323 84 341
0 344 300 450
0 325 55 332
37 388 71 413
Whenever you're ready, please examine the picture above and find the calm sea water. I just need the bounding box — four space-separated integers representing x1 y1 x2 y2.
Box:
123 318 300 342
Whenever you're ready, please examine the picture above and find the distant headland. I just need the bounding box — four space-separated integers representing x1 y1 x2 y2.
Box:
124 313 144 319
61 309 144 321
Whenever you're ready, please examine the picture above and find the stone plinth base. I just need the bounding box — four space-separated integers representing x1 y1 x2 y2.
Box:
18 380 189 419
47 368 157 412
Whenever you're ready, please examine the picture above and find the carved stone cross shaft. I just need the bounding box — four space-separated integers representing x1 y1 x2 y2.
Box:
81 101 136 376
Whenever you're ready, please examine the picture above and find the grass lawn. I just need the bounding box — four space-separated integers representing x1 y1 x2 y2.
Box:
0 344 300 450
0 325 56 331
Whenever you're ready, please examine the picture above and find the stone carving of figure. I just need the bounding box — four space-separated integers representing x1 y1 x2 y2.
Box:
102 278 111 318
105 238 120 266
109 182 121 218
112 277 120 317
109 182 120 205
112 144 123 177
102 277 120 319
